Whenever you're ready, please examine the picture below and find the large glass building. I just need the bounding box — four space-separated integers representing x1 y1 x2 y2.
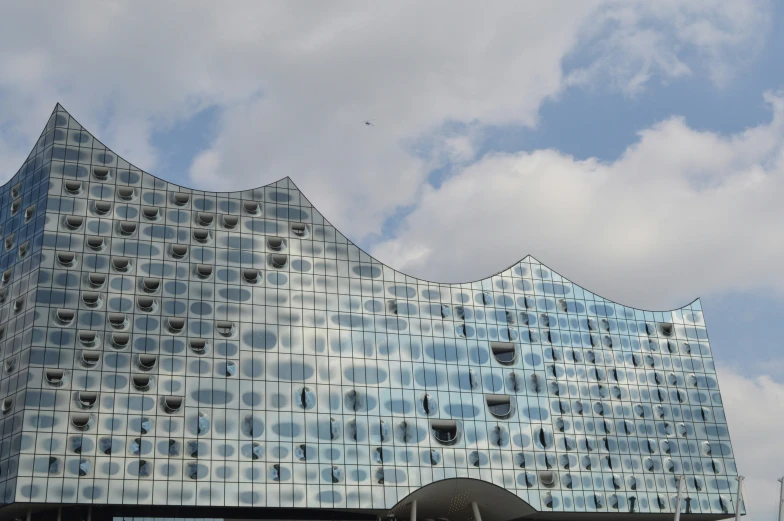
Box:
0 105 738 521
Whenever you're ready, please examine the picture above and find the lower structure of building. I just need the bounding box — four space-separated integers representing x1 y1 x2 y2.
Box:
0 105 738 521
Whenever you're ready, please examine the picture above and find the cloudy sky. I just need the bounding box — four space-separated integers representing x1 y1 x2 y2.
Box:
1 1 782 517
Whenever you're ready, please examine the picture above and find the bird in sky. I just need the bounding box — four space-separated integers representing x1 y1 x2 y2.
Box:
364 120 374 126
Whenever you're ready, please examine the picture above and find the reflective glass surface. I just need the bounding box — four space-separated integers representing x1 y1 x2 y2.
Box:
0 106 738 517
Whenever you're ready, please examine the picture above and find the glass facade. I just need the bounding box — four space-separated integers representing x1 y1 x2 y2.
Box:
0 105 737 519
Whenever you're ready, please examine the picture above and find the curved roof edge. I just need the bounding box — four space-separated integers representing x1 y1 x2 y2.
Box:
14 103 701 315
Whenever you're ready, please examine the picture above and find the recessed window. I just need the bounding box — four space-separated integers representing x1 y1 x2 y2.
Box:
93 167 110 181
196 264 213 279
13 297 24 312
112 257 131 272
291 222 309 237
185 440 199 458
11 183 20 198
4 358 16 373
45 369 66 387
142 278 160 293
491 342 516 365
468 451 483 467
118 221 137 236
189 437 210 457
216 321 235 337
221 214 238 228
189 338 209 355
86 236 105 251
111 333 130 349
48 457 60 475
2 398 13 414
428 449 441 466
243 201 261 215
132 374 152 391
140 418 153 435
142 206 160 221
659 323 674 337
168 439 181 457
55 308 75 325
10 199 20 215
242 414 260 437
507 372 522 392
138 355 157 371
539 471 557 488
4 234 14 251
430 420 459 445
116 187 136 201
24 204 35 221
295 444 307 461
600 318 610 331
173 193 190 206
78 459 91 477
77 391 98 409
64 180 83 194
528 374 542 394
421 393 437 416
328 418 340 440
270 253 287 269
137 460 151 478
345 389 363 412
225 361 237 377
242 269 260 284
168 317 185 333
81 350 101 368
108 313 128 329
78 330 98 347
70 436 84 454
137 297 157 312
93 200 112 215
193 229 211 243
330 466 343 483
198 412 211 435
486 394 514 419
82 292 102 308
71 414 93 431
267 237 285 251
295 387 316 410
163 396 182 414
197 212 214 226
466 369 490 395
0 269 10 284
64 215 83 230
170 244 189 259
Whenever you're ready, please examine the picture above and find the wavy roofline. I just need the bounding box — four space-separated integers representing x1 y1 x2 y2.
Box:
19 103 701 314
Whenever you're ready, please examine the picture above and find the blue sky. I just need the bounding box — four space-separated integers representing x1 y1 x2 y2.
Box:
1 1 783 517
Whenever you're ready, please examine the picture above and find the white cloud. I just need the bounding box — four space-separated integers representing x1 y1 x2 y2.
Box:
371 91 784 309
0 1 770 238
718 366 784 521
567 0 771 94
